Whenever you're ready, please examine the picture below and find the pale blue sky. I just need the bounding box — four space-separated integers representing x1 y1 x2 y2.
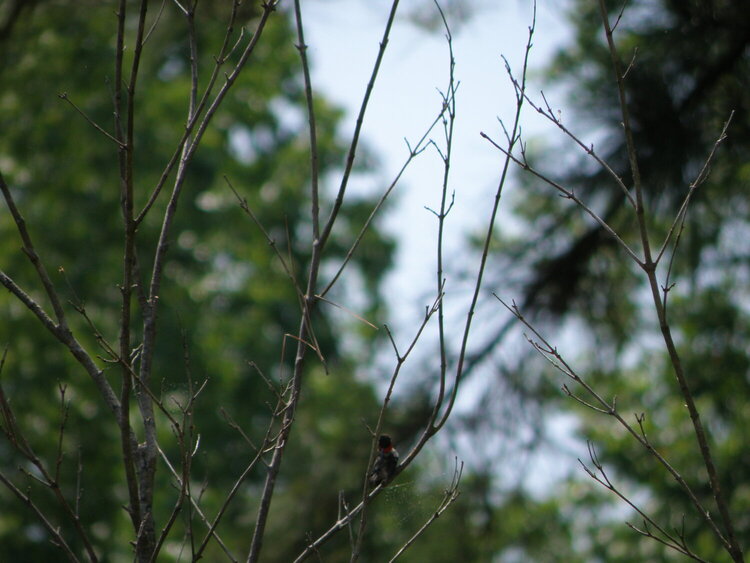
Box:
303 1 581 491
305 1 571 325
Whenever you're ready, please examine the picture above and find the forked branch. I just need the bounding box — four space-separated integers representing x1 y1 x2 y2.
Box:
597 2 742 560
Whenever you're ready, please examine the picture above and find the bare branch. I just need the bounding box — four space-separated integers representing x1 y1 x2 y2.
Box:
480 132 643 266
518 89 637 209
655 112 734 265
0 366 98 560
57 92 125 147
318 105 448 299
0 172 72 331
432 1 536 433
0 174 122 420
225 176 304 300
597 3 741 559
580 442 710 562
293 0 321 241
314 294 379 330
389 460 463 562
318 0 402 251
499 297 729 547
0 470 82 562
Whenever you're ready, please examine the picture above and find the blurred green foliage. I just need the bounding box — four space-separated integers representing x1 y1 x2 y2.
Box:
0 2 406 560
6 0 750 561
477 0 750 560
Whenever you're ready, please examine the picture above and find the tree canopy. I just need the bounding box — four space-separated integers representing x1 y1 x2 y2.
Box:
2 0 750 561
470 0 750 560
0 2 399 560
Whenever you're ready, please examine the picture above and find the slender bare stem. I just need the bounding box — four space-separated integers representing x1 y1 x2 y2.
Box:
0 374 98 560
654 112 733 265
0 470 82 562
580 442 709 562
481 133 643 265
293 0 321 240
225 177 304 299
500 297 730 550
57 92 125 146
318 110 446 299
435 2 536 433
523 88 636 209
318 0 401 251
0 172 121 418
246 3 401 561
388 460 462 562
597 3 742 560
429 0 456 437
112 0 147 543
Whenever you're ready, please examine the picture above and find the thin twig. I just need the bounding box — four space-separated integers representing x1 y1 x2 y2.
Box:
519 88 636 209
294 293 442 563
433 1 536 434
114 0 150 545
580 442 709 562
57 92 125 146
0 376 98 560
597 3 741 559
480 133 643 266
247 3 402 561
225 176 304 299
318 0 402 251
499 297 729 549
0 173 122 419
0 470 82 562
156 445 238 562
293 0 321 240
318 107 447 299
654 112 734 265
388 459 463 562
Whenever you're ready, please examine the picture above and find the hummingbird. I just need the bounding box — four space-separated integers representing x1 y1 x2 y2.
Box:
369 434 398 486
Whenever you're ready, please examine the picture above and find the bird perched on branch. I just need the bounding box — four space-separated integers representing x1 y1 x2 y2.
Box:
369 434 398 486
